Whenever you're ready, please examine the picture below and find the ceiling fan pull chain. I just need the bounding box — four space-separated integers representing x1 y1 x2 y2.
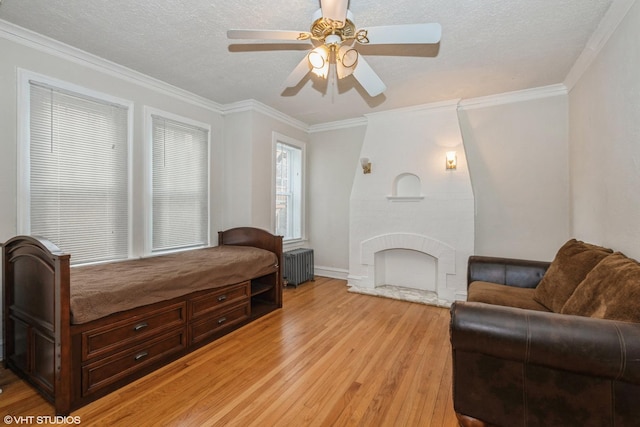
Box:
331 67 337 103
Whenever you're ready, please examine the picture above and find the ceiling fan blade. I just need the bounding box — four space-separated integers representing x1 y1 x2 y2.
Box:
352 56 386 97
283 55 311 88
358 23 442 45
320 0 349 24
227 29 311 42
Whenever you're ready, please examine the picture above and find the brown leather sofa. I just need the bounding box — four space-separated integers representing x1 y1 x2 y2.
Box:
450 241 640 427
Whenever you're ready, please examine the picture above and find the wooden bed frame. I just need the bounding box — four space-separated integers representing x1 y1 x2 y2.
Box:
2 227 283 415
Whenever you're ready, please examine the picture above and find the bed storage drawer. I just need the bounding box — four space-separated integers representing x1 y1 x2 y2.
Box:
190 302 250 344
82 327 186 396
81 302 187 360
190 281 250 319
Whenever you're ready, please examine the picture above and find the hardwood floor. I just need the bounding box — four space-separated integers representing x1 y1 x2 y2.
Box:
1 277 459 426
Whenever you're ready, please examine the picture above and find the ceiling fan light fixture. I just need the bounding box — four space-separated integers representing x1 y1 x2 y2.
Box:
308 46 330 78
308 46 328 68
338 46 358 68
336 45 358 79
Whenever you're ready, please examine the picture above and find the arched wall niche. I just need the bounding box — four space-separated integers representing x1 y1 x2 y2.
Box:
391 173 422 198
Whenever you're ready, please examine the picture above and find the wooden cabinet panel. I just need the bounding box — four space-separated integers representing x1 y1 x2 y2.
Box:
190 302 250 344
81 302 186 361
74 277 273 407
191 281 249 319
33 328 55 396
81 327 186 397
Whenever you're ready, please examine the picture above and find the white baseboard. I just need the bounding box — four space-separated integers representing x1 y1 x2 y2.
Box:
314 266 349 280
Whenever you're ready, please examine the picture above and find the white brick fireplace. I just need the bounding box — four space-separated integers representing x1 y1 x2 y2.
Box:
347 101 474 304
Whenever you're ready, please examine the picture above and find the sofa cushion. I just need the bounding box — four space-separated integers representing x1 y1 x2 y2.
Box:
468 281 550 312
561 253 640 322
533 239 613 312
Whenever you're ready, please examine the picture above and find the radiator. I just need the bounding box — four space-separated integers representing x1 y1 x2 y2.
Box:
283 248 314 287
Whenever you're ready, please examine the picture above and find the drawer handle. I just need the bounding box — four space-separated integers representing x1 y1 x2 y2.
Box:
217 295 227 302
133 322 148 331
217 317 227 325
134 351 148 361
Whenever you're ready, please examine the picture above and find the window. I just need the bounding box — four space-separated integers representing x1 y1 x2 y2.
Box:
22 76 131 264
149 112 210 252
274 134 304 241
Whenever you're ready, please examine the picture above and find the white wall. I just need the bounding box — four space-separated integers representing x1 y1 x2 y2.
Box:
306 90 574 279
222 108 309 234
0 28 309 254
2 0 637 317
458 93 571 261
0 33 225 251
222 111 254 230
569 0 640 260
307 123 366 277
251 111 309 233
0 28 229 357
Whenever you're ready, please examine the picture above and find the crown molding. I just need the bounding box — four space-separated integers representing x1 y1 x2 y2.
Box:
309 85 568 129
308 117 368 133
366 99 462 119
0 19 225 113
0 19 313 131
306 83 570 129
309 100 461 132
222 99 309 132
457 84 568 110
564 0 637 91
4 6 621 135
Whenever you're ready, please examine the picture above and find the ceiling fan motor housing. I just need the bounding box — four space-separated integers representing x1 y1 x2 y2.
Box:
310 9 356 44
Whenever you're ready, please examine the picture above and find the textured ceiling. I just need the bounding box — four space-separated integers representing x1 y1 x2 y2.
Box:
0 0 614 125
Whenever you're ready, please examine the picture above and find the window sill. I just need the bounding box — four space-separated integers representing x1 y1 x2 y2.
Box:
386 196 425 202
283 238 309 251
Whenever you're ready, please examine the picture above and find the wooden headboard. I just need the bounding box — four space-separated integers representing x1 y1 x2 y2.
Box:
218 227 284 292
2 235 72 412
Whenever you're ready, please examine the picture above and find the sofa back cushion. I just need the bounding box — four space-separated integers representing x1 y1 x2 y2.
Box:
468 281 550 312
533 239 613 312
561 252 640 322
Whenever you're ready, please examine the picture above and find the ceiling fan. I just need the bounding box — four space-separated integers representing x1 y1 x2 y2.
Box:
227 0 441 97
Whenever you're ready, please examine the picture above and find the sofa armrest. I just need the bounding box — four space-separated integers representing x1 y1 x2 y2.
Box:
467 255 550 289
450 301 640 384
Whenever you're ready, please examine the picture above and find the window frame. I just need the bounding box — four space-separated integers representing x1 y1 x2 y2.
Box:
272 132 306 243
17 69 134 263
143 106 212 255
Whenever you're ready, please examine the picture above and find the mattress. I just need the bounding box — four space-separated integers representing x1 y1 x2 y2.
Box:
70 245 277 324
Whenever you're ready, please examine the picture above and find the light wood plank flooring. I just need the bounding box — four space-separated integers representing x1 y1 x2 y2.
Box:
1 277 459 426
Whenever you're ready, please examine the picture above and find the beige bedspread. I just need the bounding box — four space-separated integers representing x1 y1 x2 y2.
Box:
70 245 278 324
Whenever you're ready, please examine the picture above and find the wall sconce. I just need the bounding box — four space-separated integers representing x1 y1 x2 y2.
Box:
445 151 457 170
360 157 372 174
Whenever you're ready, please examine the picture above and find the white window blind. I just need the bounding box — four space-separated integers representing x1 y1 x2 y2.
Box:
151 115 209 252
275 142 302 240
29 82 129 264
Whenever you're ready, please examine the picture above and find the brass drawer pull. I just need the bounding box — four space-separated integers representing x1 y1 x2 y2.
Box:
133 322 148 331
217 295 227 302
217 317 227 325
134 351 148 361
